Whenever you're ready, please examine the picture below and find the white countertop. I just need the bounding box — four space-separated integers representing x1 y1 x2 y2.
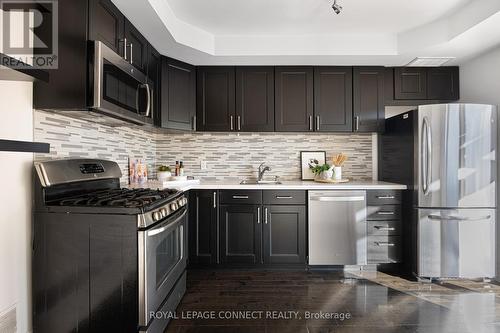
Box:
132 179 407 191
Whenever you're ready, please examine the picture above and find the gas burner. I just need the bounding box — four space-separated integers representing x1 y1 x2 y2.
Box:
53 188 179 209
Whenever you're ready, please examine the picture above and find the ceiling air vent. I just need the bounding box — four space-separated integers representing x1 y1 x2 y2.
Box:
406 57 455 67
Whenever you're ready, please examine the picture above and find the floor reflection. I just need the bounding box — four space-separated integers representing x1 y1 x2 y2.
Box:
165 270 500 333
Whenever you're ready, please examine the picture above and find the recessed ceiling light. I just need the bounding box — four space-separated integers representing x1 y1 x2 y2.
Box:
332 0 342 14
406 57 456 67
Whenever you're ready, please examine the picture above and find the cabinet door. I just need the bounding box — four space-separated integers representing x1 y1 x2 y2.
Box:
314 67 353 132
89 217 137 332
427 67 459 101
189 190 219 265
161 57 196 130
123 19 148 72
147 46 162 126
220 205 262 265
263 205 306 265
353 67 385 132
197 67 236 131
33 214 90 333
275 67 314 132
88 0 125 56
394 67 427 100
235 67 275 131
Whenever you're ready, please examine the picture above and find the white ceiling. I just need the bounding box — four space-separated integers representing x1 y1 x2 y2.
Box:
167 0 468 35
113 0 500 65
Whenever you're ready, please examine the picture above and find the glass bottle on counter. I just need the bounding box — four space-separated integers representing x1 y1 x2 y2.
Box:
179 161 184 176
175 161 179 176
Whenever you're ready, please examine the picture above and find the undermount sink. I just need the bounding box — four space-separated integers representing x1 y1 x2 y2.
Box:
240 179 282 185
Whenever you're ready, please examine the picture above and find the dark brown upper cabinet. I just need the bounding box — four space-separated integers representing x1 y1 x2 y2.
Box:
353 67 385 133
197 67 236 131
427 67 459 101
314 67 353 132
275 67 314 132
394 67 427 100
88 0 125 56
147 46 161 126
161 57 196 131
124 19 149 73
389 66 459 104
235 67 275 132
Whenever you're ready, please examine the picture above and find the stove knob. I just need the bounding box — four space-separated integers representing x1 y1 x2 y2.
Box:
179 197 187 206
152 211 161 221
160 208 167 217
170 202 178 211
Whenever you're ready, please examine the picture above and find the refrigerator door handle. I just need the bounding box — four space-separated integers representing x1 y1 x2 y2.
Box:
421 116 431 195
428 214 492 221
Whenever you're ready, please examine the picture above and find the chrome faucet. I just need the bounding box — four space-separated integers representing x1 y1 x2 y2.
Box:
258 162 271 181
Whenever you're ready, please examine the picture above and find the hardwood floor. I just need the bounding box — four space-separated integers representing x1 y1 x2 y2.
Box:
164 270 500 333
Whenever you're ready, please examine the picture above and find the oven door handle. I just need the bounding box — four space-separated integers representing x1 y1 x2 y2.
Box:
146 209 186 237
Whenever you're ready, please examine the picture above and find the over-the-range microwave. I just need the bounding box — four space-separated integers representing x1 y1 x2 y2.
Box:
87 40 154 126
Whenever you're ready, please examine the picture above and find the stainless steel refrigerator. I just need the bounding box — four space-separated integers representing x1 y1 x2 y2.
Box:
380 104 497 279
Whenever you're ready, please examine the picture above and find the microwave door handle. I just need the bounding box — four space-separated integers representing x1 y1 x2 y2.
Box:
144 83 151 117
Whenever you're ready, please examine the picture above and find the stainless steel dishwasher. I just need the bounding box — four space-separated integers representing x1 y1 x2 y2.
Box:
308 191 367 265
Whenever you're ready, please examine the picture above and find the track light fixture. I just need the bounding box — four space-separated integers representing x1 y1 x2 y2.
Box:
332 0 342 14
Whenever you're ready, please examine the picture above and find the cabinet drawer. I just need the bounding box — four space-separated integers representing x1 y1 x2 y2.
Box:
220 190 262 205
367 220 401 236
367 236 401 264
367 190 401 205
367 205 401 220
263 190 306 205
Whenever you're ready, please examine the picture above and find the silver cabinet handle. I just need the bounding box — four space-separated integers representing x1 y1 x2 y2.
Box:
193 116 197 131
309 115 313 131
237 116 241 131
145 84 151 117
213 191 217 208
264 207 268 224
257 207 261 224
276 196 293 199
230 115 234 131
129 43 133 64
375 242 395 247
316 115 320 131
377 211 395 215
121 38 127 60
374 226 396 231
232 195 249 199
354 116 360 131
376 195 395 199
428 214 491 222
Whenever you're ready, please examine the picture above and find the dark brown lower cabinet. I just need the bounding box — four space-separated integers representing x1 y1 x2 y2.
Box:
33 213 138 333
189 190 219 265
220 204 262 265
263 205 306 265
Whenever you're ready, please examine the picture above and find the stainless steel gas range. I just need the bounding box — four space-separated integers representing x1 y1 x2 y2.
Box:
33 158 187 333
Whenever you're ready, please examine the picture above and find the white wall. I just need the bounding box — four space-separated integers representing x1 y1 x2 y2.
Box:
0 81 34 333
460 45 500 107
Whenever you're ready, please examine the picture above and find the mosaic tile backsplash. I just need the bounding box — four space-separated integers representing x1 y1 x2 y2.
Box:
156 133 373 180
34 110 374 182
34 110 156 183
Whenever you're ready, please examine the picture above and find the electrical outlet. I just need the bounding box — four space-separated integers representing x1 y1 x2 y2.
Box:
200 160 207 170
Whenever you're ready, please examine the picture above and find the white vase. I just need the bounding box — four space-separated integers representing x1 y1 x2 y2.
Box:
318 167 334 180
333 166 342 180
158 171 171 181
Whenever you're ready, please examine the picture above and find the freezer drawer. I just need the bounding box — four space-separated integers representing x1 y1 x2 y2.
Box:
417 208 496 279
308 191 367 265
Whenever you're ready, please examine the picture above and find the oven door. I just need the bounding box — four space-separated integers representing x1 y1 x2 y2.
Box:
91 40 154 125
138 208 187 327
